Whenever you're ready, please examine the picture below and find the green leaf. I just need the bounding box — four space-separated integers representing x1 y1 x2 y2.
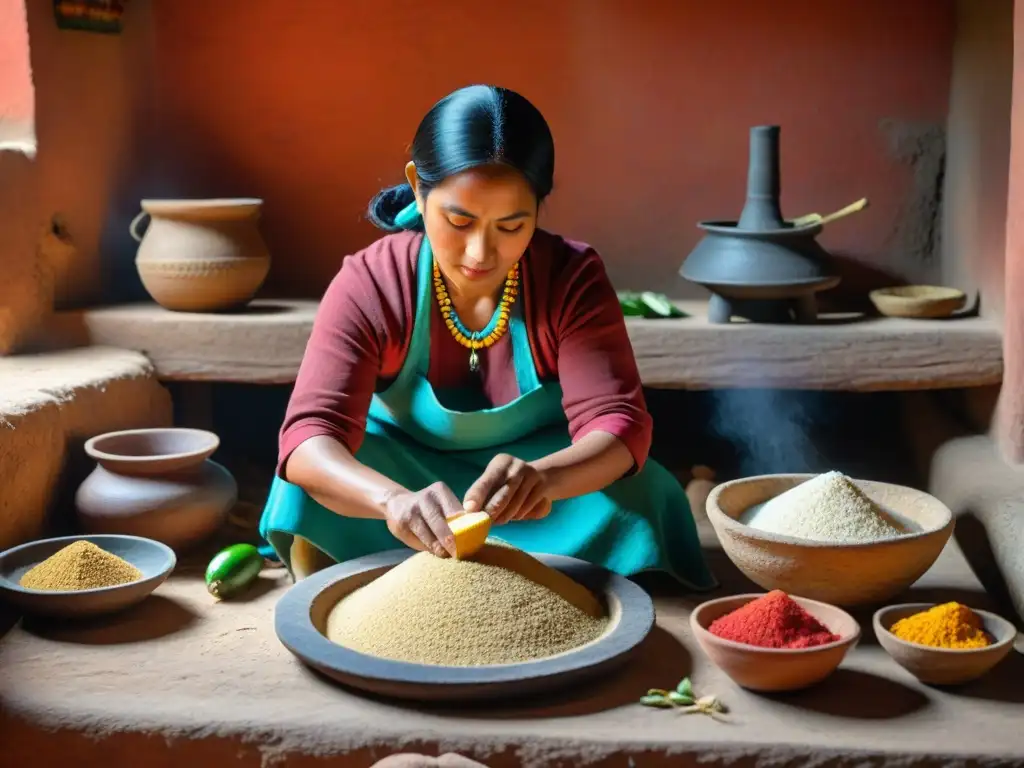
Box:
640 292 676 318
676 678 694 698
640 694 674 708
668 691 694 706
619 298 648 317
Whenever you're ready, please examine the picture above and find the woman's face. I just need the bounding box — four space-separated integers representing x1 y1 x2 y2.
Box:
407 163 537 298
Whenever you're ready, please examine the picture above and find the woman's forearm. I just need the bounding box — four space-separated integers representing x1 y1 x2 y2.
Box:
529 430 634 501
284 435 407 519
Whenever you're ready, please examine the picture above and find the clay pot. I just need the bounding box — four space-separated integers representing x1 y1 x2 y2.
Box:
130 198 271 312
75 428 238 552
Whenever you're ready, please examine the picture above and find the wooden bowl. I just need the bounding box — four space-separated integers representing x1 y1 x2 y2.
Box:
874 603 1017 685
275 550 654 702
706 474 954 606
0 534 176 618
869 286 966 319
690 593 860 691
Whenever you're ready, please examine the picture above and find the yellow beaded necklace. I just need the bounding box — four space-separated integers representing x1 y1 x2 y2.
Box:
433 260 520 372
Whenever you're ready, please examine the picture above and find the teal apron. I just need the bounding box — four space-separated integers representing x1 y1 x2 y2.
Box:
259 227 716 591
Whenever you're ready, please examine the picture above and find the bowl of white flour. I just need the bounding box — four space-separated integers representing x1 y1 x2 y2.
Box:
705 472 954 606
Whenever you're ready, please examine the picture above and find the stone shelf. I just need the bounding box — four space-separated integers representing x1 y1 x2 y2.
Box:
47 299 1003 391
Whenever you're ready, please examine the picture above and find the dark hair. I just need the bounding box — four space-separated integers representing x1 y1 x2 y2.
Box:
367 85 555 232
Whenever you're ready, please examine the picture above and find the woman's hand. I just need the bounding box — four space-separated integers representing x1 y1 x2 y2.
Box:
463 454 552 525
383 481 461 557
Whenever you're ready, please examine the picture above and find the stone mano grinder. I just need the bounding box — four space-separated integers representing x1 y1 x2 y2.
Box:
680 125 867 324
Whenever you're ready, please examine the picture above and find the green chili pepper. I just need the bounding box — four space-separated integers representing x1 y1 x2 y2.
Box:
205 543 264 599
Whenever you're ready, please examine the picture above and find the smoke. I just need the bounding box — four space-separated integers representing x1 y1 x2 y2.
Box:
708 389 828 477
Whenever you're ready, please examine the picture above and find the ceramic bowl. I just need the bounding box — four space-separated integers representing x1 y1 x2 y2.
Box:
705 474 954 606
0 534 176 618
690 593 860 691
873 603 1017 685
869 285 966 319
275 549 655 702
76 428 237 551
83 427 220 476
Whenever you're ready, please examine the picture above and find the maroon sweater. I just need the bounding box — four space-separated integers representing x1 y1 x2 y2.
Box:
278 229 653 476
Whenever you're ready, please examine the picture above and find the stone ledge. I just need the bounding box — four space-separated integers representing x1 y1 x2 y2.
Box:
0 346 172 550
47 300 1003 391
1 537 1022 767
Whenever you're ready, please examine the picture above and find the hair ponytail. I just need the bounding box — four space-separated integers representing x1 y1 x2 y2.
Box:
366 85 555 233
366 182 419 232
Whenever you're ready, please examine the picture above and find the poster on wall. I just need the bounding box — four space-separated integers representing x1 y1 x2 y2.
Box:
53 0 126 35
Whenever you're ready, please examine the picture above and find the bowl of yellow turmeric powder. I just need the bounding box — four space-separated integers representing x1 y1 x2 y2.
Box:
0 534 175 618
873 602 1017 685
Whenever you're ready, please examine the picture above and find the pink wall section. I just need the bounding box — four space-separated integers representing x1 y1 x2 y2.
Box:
0 0 32 134
139 0 955 300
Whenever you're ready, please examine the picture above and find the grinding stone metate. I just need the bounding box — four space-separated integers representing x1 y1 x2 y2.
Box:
0 534 175 618
1 539 1023 767
275 550 655 702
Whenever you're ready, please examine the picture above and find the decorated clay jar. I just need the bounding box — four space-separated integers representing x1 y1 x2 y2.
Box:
75 428 237 552
130 198 271 312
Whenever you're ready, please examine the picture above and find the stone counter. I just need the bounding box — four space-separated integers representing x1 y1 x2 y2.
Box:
1 539 1022 768
44 300 1003 391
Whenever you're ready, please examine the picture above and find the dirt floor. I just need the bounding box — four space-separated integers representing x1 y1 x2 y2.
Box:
2 517 1023 768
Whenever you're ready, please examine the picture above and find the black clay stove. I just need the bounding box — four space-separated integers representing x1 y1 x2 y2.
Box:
680 126 840 324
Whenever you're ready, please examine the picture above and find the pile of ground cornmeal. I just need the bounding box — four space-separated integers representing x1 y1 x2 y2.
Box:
743 471 911 543
19 540 142 591
326 543 609 666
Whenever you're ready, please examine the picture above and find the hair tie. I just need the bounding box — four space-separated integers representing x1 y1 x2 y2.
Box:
394 201 422 230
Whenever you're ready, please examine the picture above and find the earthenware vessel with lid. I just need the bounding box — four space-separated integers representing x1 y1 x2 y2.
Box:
130 198 271 312
75 428 237 552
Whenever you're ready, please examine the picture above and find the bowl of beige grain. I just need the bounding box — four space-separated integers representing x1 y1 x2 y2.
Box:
0 534 175 618
274 543 656 702
705 471 954 606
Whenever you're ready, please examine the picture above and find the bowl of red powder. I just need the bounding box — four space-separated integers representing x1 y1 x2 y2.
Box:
690 590 860 691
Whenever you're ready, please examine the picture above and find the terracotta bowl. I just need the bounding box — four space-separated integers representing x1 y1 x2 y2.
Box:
76 428 236 552
873 603 1017 685
690 593 860 691
84 427 220 476
869 285 966 319
705 474 954 606
0 534 175 618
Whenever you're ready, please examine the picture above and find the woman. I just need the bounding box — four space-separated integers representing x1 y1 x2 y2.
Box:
259 84 715 590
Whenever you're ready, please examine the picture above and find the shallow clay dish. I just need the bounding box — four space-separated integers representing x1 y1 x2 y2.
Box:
275 550 655 702
873 603 1016 685
706 474 954 606
690 593 860 691
869 286 966 319
0 534 175 618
